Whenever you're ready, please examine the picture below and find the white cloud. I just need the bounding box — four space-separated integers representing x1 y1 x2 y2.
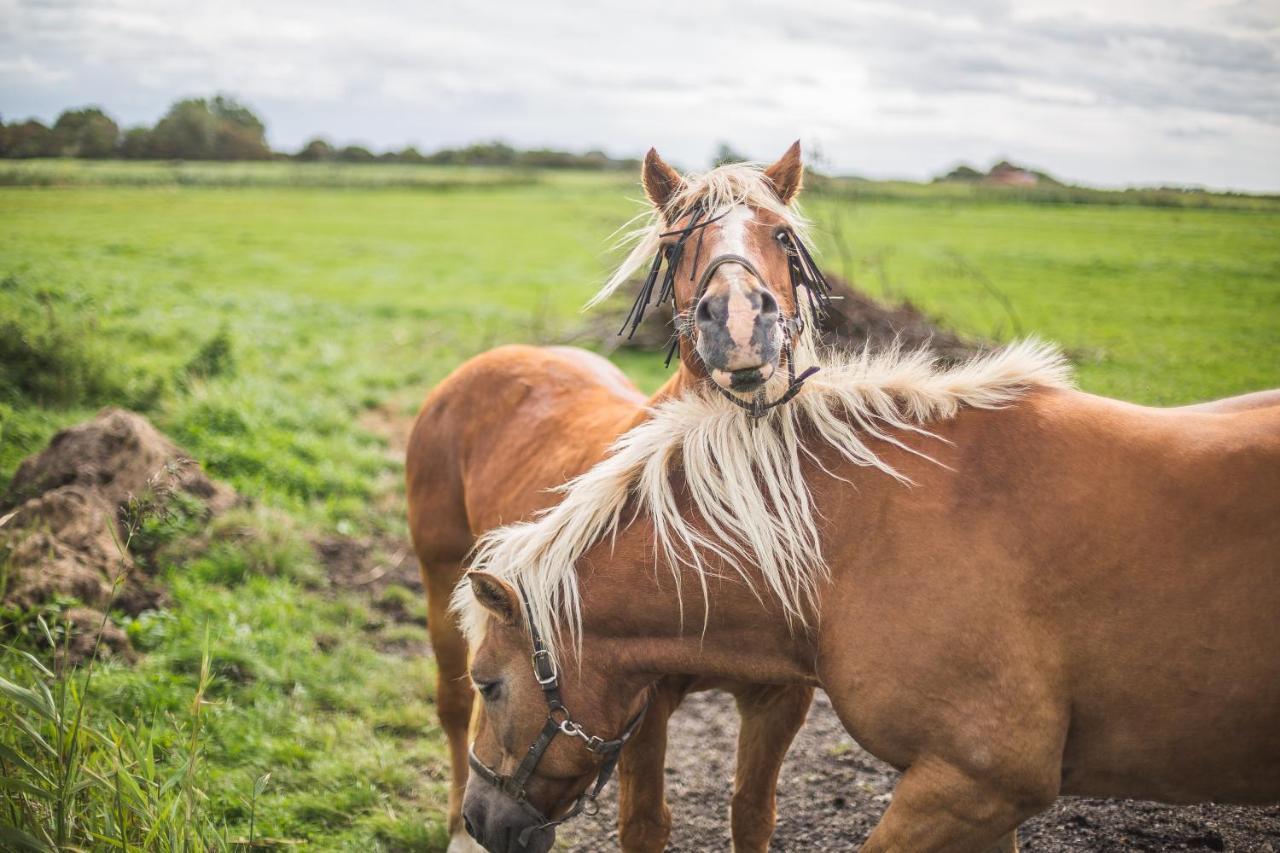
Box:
1 0 1277 190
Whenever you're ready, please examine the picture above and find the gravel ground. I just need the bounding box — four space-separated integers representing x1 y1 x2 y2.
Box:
563 690 1280 852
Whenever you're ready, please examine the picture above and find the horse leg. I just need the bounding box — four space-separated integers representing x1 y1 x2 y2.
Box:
616 677 691 852
423 559 482 853
991 830 1019 853
729 684 815 852
858 755 1054 853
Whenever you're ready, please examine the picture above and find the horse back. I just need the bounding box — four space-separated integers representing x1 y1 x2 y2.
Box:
405 345 644 562
816 388 1280 803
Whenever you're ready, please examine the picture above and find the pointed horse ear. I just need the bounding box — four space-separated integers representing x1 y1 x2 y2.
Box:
467 571 520 626
642 147 686 213
764 140 804 204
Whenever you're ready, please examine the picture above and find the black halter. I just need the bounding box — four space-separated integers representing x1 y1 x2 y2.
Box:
618 204 834 419
467 587 650 846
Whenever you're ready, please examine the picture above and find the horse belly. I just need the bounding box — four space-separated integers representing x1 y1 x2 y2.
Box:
1057 573 1280 804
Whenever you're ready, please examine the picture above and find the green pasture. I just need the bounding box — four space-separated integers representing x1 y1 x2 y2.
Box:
1 161 1278 850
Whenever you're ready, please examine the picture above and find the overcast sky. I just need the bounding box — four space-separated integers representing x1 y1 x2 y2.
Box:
2 0 1278 190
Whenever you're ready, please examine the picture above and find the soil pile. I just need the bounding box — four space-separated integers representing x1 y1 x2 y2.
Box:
0 408 234 659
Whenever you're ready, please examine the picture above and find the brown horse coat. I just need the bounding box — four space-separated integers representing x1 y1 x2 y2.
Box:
407 344 813 852
462 374 1280 852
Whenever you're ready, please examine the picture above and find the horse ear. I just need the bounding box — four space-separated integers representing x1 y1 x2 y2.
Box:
468 571 520 626
642 147 686 212
764 140 803 204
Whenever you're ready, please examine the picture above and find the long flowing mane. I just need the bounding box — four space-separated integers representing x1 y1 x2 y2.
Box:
454 341 1073 664
587 161 813 309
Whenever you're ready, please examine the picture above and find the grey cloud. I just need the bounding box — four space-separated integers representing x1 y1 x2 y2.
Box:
1 0 1278 190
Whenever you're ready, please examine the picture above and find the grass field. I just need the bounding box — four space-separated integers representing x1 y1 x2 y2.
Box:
1 161 1278 850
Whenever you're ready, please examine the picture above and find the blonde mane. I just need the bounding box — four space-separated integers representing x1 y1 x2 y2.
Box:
454 340 1073 665
587 161 812 309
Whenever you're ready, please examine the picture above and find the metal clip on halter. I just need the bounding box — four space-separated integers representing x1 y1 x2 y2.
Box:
467 586 651 847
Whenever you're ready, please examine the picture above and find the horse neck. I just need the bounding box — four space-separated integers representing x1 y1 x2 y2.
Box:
646 364 702 405
574 537 820 687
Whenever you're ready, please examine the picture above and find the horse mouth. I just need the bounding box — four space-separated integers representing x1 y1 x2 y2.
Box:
711 364 775 393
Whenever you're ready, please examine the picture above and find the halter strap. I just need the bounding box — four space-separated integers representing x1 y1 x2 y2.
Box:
617 206 833 418
467 586 650 846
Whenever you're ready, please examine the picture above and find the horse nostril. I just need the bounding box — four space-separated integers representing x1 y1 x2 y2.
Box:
758 289 779 318
695 295 716 325
464 815 477 840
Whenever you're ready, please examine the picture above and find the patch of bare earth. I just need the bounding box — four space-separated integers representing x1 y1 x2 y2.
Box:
0 408 235 661
319 399 429 656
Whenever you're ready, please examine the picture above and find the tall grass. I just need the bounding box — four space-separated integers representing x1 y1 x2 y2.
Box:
0 618 229 851
0 488 233 851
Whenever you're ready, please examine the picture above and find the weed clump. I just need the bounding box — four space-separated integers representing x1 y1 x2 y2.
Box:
184 326 236 382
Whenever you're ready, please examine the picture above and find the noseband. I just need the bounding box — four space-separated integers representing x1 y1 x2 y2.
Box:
467 587 650 846
618 204 833 419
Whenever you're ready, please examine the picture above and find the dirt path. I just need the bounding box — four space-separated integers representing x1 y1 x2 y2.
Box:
562 691 1280 851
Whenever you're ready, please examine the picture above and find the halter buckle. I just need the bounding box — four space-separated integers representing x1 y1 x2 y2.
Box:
531 649 557 686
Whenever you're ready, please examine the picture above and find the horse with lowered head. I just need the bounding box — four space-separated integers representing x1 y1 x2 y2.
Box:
456 337 1280 852
407 144 835 852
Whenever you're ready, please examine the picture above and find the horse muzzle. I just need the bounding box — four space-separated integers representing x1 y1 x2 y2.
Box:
462 780 556 853
695 296 782 393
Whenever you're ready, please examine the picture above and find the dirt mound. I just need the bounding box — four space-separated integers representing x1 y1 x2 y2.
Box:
819 276 978 362
570 273 981 361
0 408 235 659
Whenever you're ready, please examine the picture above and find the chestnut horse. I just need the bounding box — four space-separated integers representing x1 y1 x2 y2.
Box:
407 145 830 851
457 341 1280 852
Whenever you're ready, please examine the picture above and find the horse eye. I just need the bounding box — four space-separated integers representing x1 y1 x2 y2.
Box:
476 679 502 701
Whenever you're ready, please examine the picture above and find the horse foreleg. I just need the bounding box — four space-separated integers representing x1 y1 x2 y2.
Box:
616 678 691 852
991 830 1019 853
858 755 1052 853
423 559 483 853
730 684 815 852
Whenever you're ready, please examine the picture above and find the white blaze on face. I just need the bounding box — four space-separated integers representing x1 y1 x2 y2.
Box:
712 205 759 353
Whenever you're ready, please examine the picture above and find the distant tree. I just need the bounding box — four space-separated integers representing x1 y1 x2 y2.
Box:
4 120 58 158
936 164 984 182
210 95 264 136
580 149 611 170
337 145 374 162
149 95 269 160
713 142 748 167
51 107 119 158
210 95 270 159
396 146 426 164
296 138 335 161
439 141 517 166
149 99 218 159
215 123 271 160
118 126 153 159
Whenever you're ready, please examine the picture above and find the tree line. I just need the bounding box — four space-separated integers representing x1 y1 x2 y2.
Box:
0 96 640 169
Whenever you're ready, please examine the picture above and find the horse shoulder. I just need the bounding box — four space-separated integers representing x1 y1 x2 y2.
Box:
408 345 645 536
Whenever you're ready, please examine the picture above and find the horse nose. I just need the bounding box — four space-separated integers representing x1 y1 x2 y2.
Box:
758 288 779 319
695 292 719 326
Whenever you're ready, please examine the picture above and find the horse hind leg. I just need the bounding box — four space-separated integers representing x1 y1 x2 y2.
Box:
616 677 693 852
859 755 1053 853
729 684 816 852
422 558 483 852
